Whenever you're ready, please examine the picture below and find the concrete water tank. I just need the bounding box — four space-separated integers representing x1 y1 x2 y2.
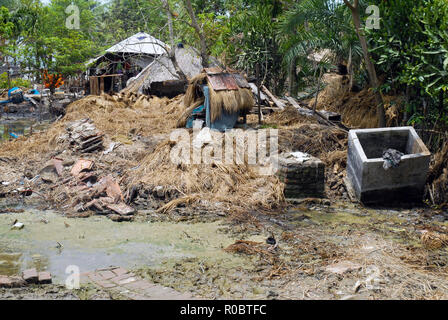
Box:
347 127 430 205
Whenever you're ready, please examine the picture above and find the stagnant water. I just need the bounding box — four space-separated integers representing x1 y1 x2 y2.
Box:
0 119 50 142
0 209 251 284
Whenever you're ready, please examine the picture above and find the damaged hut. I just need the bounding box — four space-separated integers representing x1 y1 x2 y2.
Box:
124 45 221 97
86 32 167 95
178 67 254 131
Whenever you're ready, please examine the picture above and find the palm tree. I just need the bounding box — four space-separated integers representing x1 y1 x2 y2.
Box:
279 0 362 87
279 0 386 126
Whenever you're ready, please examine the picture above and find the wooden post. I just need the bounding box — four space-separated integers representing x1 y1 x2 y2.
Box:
256 63 262 124
100 77 105 94
6 60 10 89
313 66 323 113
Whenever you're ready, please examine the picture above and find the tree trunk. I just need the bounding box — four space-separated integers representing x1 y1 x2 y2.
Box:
161 0 186 80
184 0 209 68
344 0 386 127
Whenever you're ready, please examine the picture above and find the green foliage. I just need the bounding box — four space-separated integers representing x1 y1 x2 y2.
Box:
0 72 30 88
0 6 13 41
221 0 285 93
277 0 362 91
7 0 103 78
369 0 448 128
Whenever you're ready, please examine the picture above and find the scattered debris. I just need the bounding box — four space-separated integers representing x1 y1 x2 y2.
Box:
325 261 362 275
106 203 135 216
63 119 104 153
70 159 94 177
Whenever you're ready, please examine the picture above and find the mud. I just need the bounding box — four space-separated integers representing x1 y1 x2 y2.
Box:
1 197 448 300
136 203 448 300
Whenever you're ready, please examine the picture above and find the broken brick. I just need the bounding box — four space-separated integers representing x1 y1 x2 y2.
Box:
106 203 135 216
71 159 94 177
107 214 133 222
38 272 52 284
22 268 38 283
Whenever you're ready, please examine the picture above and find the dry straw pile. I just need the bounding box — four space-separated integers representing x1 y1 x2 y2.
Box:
0 91 284 212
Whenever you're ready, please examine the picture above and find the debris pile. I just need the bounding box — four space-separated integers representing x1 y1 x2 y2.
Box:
0 87 353 215
309 73 402 128
62 119 104 153
67 159 135 221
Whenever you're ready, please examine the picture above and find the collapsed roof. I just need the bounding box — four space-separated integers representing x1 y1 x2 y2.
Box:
124 45 221 94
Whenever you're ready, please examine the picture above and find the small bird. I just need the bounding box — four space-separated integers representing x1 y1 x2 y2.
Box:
56 242 63 249
266 235 276 245
64 221 71 228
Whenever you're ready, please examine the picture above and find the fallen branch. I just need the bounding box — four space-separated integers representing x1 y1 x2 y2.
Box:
262 85 285 109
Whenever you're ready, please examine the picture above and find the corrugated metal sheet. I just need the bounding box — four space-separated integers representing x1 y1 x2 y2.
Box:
206 72 250 91
204 67 224 75
232 73 250 89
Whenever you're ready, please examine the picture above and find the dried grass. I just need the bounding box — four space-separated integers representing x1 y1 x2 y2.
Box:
0 92 185 160
311 74 401 129
263 106 318 127
127 137 285 212
184 73 207 108
427 142 448 205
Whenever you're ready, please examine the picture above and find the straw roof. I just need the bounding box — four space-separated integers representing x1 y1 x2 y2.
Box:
143 46 220 85
124 45 220 94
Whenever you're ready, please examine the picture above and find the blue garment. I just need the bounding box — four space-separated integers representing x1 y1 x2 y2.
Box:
186 104 205 128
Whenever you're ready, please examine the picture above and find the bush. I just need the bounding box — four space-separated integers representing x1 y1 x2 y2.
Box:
0 72 31 89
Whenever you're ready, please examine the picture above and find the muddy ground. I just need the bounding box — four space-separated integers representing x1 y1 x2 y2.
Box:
1 199 448 300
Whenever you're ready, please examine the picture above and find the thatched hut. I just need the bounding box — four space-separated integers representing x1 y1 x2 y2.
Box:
179 67 255 131
124 45 221 97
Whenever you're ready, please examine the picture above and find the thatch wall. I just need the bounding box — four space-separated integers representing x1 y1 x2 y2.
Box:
182 72 254 125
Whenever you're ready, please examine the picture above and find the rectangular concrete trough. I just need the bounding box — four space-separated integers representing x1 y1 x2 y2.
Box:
347 127 430 205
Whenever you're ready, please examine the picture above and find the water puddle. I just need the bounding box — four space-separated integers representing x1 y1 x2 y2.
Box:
0 209 248 283
0 119 50 142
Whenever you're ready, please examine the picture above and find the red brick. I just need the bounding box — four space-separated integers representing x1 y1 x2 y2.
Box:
124 280 155 292
126 292 151 300
0 276 26 288
96 280 116 288
0 276 13 288
22 268 38 283
98 270 116 280
87 272 103 282
110 273 136 285
111 267 128 277
11 276 26 287
38 272 52 284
